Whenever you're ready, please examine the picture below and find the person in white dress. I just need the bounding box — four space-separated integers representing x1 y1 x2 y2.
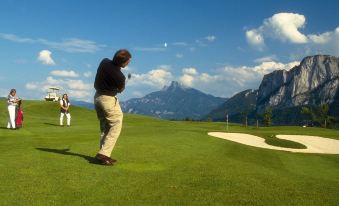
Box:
7 89 19 129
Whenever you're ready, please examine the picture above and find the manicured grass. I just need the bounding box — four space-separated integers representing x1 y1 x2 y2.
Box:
0 100 339 205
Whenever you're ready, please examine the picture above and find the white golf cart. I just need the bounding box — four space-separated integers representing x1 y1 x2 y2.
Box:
45 87 61 101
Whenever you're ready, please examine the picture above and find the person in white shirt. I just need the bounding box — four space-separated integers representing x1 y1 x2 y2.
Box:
59 94 71 127
7 89 19 129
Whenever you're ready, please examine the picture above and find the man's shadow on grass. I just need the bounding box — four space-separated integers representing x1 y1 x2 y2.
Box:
36 148 101 165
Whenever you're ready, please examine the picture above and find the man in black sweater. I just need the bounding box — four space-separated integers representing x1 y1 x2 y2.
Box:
94 49 131 165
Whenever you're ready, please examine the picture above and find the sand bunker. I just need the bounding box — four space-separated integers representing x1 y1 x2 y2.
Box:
208 132 339 154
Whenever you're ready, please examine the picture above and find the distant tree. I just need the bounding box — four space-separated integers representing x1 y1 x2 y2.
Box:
184 117 192 121
319 104 336 128
301 104 335 128
240 111 248 127
262 107 272 127
255 113 260 128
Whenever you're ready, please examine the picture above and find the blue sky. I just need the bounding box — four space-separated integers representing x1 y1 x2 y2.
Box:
0 0 338 102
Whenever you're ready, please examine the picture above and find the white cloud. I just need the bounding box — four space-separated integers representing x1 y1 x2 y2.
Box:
254 55 278 63
25 83 38 90
246 29 265 50
66 79 91 90
0 33 34 43
39 38 101 53
253 61 299 74
133 47 166 52
205 35 216 42
67 89 91 99
308 32 332 44
200 73 219 83
51 70 79 78
179 68 200 87
195 39 206 46
189 47 196 52
264 13 308 43
196 35 217 46
0 33 102 53
26 77 60 92
246 13 339 55
121 59 301 100
25 76 92 101
307 27 339 55
129 66 173 88
246 13 308 49
246 13 308 45
171 42 189 46
157 65 172 70
83 71 92 77
178 60 300 97
182 67 198 75
38 50 55 65
179 74 195 87
176 53 184 58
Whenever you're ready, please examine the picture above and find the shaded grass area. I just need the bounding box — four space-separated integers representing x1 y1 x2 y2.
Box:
0 100 339 205
263 134 307 149
265 136 307 149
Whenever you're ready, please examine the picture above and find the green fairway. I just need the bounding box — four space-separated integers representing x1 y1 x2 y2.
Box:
1 100 339 205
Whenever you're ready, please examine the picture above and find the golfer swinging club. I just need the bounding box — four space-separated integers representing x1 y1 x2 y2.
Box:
94 49 131 165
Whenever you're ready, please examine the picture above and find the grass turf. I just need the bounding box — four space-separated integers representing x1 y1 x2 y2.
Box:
0 100 339 205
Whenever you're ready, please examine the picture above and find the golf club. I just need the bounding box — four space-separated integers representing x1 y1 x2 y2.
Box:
126 73 132 83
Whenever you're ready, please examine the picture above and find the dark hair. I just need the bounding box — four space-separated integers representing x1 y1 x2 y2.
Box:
112 49 131 67
10 89 16 94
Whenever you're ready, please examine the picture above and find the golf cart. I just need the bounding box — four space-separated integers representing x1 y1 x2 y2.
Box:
45 87 60 101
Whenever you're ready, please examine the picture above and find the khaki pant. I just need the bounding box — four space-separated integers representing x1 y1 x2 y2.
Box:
94 93 123 157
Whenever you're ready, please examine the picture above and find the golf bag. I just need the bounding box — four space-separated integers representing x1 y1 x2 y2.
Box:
16 107 23 128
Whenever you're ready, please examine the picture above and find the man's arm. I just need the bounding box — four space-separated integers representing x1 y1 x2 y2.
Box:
117 83 125 93
116 72 126 93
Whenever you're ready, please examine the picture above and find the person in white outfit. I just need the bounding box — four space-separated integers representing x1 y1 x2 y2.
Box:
59 94 71 127
7 89 19 129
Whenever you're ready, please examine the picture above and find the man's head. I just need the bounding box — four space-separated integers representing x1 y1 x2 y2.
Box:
112 49 132 68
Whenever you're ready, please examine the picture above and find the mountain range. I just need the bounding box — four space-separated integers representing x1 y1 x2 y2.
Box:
72 55 339 126
71 100 95 110
121 81 226 120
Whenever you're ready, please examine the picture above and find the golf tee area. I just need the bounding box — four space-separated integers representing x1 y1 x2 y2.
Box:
1 100 339 205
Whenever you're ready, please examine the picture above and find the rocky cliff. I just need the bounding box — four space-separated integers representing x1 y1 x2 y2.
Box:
257 55 339 115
